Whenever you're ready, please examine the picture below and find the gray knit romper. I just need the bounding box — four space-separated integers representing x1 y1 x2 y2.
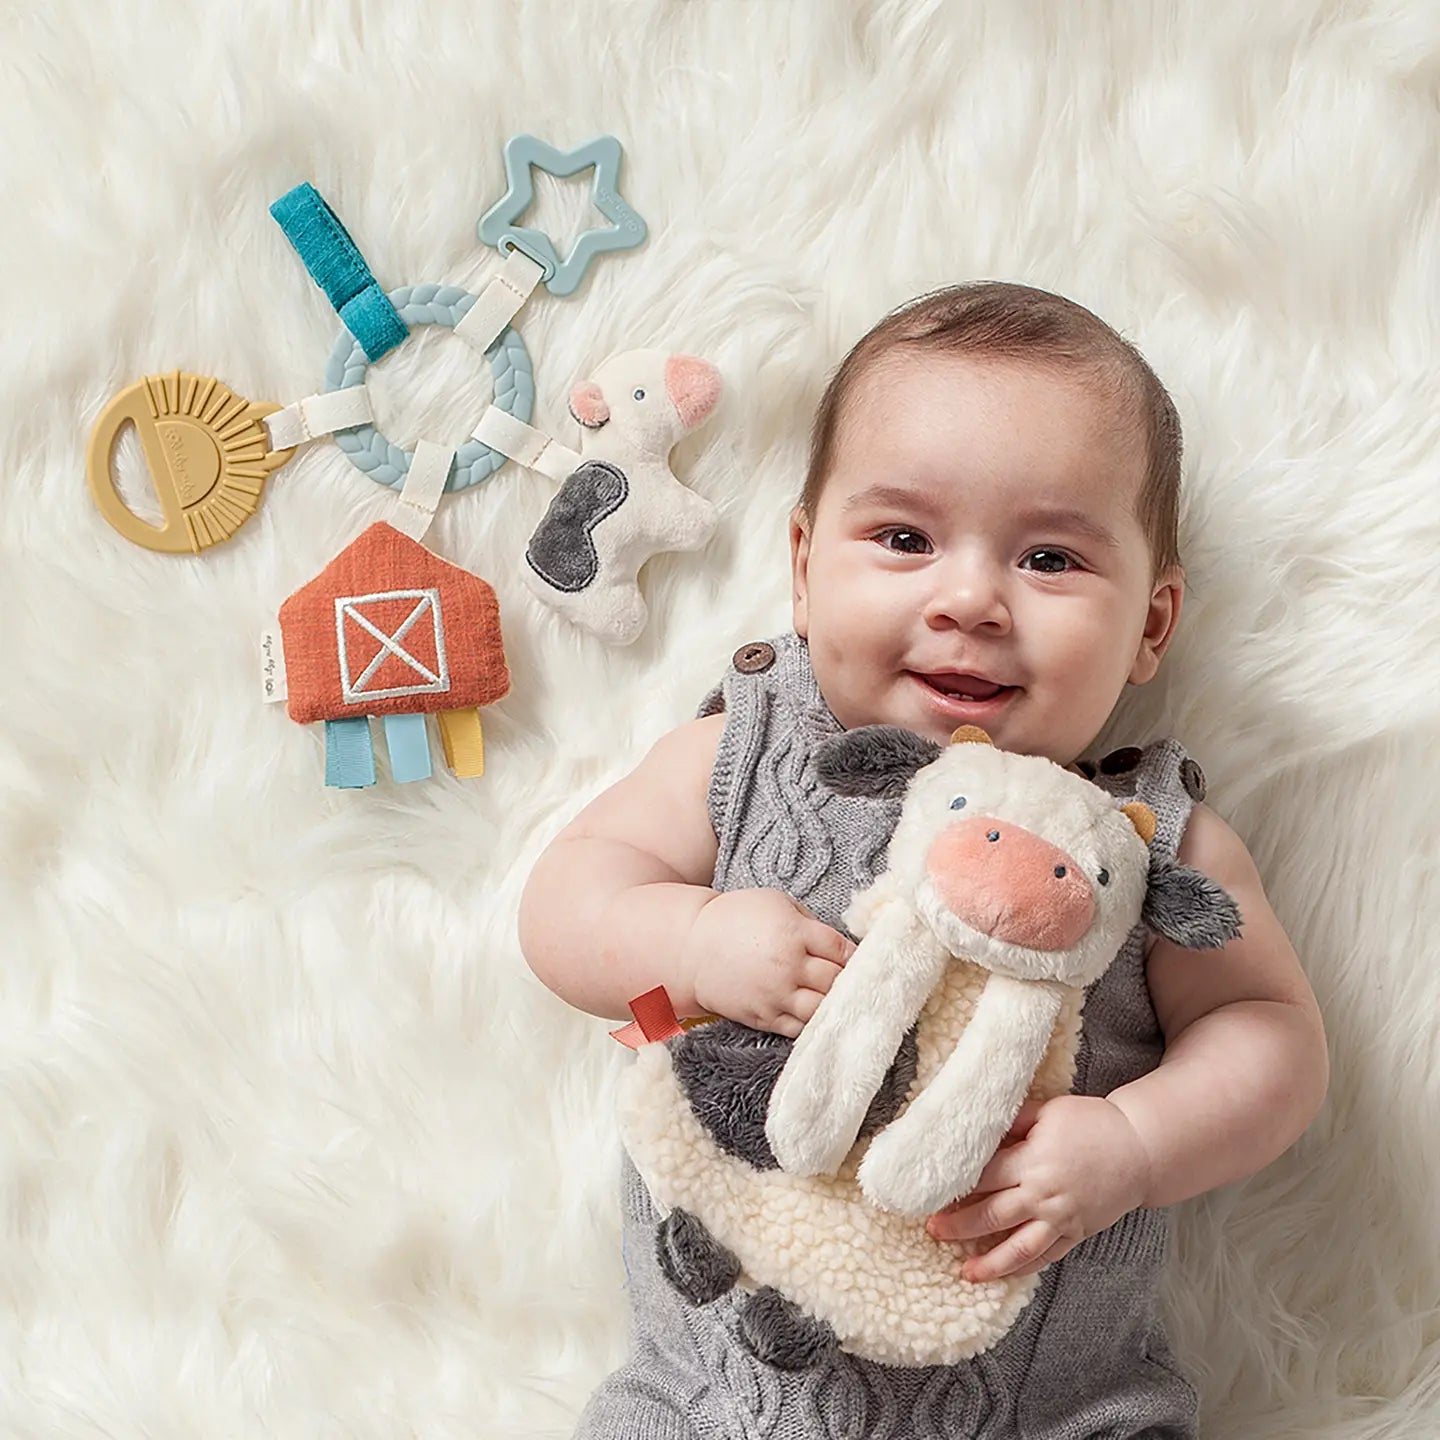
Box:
575 632 1211 1440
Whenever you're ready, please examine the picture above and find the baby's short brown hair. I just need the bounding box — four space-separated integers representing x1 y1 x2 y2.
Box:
800 281 1183 585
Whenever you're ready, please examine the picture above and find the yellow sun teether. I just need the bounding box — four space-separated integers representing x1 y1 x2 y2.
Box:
86 372 296 554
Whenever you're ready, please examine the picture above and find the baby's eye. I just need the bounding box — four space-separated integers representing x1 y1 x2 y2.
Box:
875 527 934 555
950 796 967 810
1021 548 1079 574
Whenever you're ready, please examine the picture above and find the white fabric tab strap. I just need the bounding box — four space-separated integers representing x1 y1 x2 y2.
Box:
473 405 582 482
454 249 545 355
390 439 455 541
262 385 374 450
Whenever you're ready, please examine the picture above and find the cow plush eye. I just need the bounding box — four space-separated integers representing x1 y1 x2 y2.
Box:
1097 868 1110 886
633 387 646 401
950 796 966 810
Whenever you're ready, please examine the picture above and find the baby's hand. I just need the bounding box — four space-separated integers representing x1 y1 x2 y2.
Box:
680 888 855 1038
925 1095 1154 1282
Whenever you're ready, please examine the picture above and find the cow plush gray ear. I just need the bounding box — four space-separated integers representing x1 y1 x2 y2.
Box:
814 726 943 799
1142 858 1244 950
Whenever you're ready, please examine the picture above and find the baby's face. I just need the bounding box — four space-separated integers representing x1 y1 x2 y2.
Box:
790 350 1179 766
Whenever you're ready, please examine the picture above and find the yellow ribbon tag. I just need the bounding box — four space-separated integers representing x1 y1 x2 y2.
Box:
437 708 485 777
86 371 295 554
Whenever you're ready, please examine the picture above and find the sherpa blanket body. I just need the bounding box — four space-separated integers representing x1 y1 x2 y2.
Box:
1 3 1438 1437
618 956 1084 1368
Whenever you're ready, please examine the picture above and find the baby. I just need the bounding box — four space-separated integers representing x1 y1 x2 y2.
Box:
519 281 1329 1439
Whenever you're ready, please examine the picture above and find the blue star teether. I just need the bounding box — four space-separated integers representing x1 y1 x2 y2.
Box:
477 134 647 297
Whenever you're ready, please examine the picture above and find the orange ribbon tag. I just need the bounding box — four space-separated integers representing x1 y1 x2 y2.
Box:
610 985 691 1048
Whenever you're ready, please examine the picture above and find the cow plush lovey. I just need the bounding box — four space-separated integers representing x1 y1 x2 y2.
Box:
616 724 1243 1369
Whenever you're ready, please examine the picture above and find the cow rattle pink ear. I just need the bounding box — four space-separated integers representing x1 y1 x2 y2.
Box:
664 354 722 428
475 347 723 645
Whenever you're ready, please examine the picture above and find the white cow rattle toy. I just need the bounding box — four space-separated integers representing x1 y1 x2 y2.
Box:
477 348 721 645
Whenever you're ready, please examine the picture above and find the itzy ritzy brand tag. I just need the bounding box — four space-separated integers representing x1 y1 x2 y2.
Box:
260 625 288 704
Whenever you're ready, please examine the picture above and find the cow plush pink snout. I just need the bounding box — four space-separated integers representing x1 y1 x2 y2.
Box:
926 817 1095 951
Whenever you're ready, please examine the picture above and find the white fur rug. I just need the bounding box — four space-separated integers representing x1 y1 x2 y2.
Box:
2 2 1438 1436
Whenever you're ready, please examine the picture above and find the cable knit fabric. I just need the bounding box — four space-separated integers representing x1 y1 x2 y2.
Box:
577 632 1207 1439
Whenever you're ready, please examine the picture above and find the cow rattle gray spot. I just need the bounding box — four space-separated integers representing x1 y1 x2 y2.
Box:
525 460 628 593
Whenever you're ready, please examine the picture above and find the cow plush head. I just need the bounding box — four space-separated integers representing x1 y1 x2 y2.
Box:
817 723 1241 986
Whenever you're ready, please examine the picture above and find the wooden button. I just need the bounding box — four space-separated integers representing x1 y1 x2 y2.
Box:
733 641 776 674
1099 746 1143 775
1180 757 1207 802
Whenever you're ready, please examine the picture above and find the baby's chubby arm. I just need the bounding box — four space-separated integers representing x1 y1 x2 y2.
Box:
518 714 855 1031
518 715 726 1022
1106 802 1330 1207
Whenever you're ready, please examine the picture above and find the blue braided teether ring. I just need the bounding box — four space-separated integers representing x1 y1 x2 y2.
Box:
322 283 535 493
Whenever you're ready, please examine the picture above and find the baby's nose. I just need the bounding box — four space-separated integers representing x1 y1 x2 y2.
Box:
925 817 1095 951
921 558 1012 633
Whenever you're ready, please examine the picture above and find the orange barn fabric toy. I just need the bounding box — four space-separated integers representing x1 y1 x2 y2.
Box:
278 521 509 787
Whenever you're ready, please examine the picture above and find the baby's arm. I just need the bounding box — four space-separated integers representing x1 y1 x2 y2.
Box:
1107 802 1330 1207
518 715 725 1022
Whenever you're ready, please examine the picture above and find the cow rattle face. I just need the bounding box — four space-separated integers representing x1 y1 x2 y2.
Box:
817 724 1158 986
568 348 721 456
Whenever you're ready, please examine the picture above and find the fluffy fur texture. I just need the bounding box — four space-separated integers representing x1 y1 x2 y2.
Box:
814 724 944 798
2 1 1438 1435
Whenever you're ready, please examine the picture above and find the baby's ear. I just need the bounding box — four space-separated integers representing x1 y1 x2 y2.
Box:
815 726 942 798
1142 857 1244 950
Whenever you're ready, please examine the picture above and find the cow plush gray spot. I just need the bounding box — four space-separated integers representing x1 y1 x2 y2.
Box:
670 1018 921 1170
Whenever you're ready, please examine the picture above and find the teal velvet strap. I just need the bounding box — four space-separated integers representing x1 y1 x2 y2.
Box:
271 183 408 362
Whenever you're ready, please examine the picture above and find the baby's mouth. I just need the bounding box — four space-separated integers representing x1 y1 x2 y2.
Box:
914 672 1017 702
